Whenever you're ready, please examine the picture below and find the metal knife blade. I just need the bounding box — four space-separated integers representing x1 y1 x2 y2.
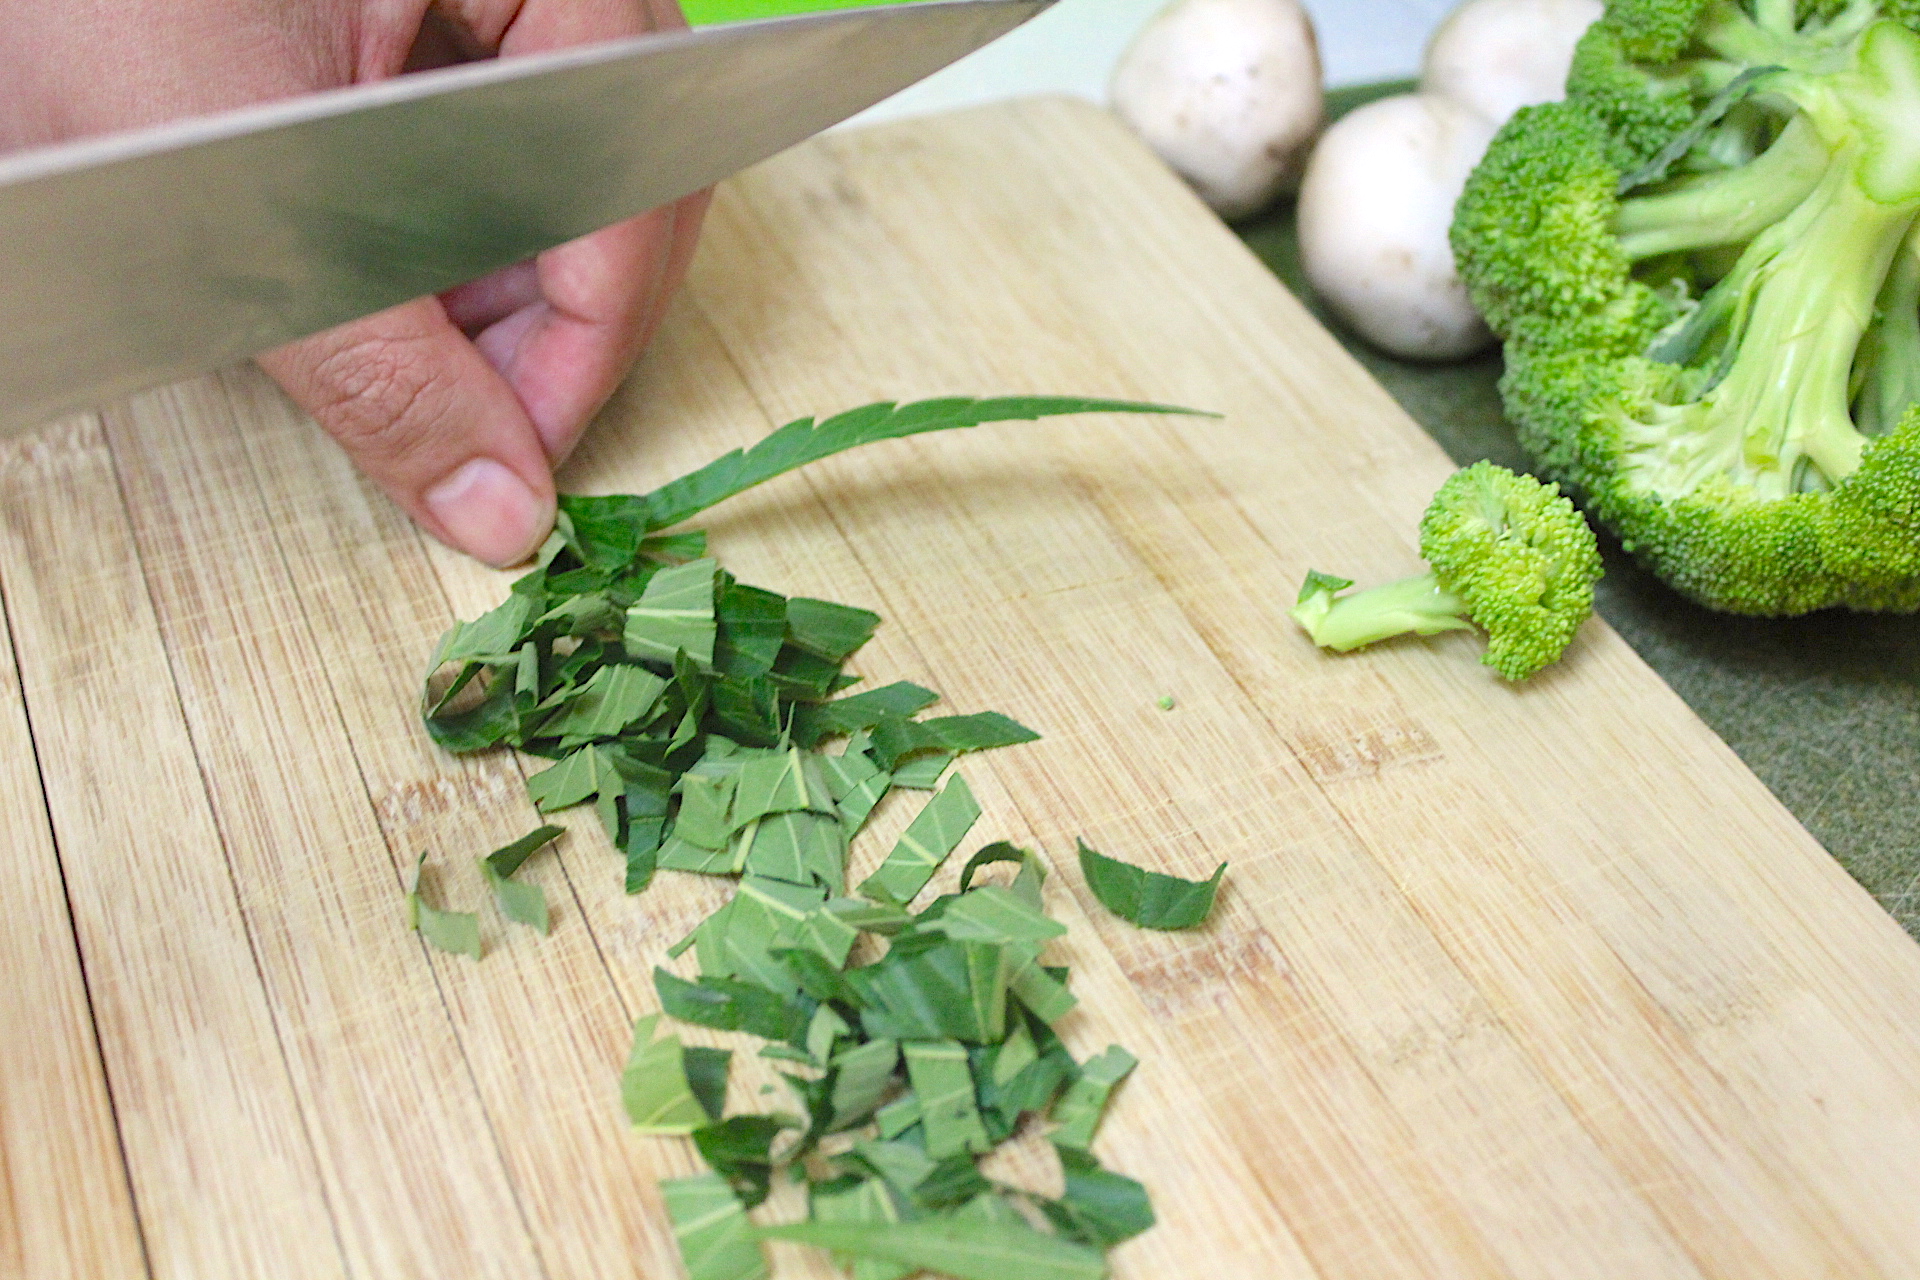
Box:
0 0 1049 436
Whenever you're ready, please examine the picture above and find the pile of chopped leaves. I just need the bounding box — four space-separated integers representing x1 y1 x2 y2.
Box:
414 397 1226 1280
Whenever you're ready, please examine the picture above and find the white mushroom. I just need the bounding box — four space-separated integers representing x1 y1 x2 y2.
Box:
1420 0 1605 127
1110 0 1326 220
1296 93 1498 361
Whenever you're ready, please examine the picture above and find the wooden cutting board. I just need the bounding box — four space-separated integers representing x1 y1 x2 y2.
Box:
5 97 1920 1280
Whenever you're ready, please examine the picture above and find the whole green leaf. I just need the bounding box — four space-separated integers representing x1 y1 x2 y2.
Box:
629 396 1210 534
664 1173 767 1280
755 1215 1107 1280
1075 840 1225 931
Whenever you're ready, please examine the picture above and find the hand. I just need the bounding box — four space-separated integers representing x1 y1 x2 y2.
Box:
0 0 710 566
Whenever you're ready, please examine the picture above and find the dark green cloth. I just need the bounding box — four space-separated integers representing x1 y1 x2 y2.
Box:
1233 85 1920 936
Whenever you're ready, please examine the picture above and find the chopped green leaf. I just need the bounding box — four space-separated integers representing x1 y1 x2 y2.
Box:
664 1173 767 1280
478 858 548 934
715 581 787 678
886 751 953 790
903 1040 991 1158
783 597 880 663
811 1178 910 1280
625 558 719 667
483 824 564 879
693 1114 785 1208
1051 1046 1138 1150
756 1215 1108 1280
1076 840 1225 931
406 853 481 961
848 938 1010 1043
828 1038 900 1132
654 968 812 1044
538 663 665 745
868 712 1038 771
858 775 980 904
622 1014 710 1135
684 1046 732 1123
1042 1146 1156 1249
524 744 622 813
794 682 940 746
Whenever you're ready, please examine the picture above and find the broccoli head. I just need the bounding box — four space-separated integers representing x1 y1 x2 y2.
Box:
1452 0 1920 615
1291 462 1604 680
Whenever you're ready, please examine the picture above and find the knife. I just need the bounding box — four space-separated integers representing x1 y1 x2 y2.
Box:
0 0 1050 437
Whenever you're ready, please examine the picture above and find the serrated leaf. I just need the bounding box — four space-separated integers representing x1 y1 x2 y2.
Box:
630 396 1210 534
1076 840 1225 931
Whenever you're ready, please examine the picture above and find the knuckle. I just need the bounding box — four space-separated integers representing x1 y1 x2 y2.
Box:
307 333 456 459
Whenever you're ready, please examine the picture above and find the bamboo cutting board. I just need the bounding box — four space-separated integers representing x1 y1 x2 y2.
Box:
5 97 1920 1280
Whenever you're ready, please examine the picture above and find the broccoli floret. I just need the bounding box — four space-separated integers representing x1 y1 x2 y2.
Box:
1453 2 1920 615
1291 463 1604 680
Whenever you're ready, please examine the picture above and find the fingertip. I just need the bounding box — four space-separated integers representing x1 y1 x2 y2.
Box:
424 457 555 567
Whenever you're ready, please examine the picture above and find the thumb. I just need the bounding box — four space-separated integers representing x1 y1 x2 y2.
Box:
257 297 558 567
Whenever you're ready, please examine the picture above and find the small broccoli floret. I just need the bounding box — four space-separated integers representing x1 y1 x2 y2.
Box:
1454 2 1920 616
1291 463 1604 680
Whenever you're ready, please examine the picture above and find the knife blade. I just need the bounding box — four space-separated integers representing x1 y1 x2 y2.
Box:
0 0 1049 436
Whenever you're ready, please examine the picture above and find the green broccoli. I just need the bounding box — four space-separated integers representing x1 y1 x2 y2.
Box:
1291 462 1604 680
1451 0 1920 616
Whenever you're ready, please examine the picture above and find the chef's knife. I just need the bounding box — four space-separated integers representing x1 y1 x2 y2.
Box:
0 0 1050 436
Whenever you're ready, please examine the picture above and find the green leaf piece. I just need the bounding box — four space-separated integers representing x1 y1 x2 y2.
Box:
873 1094 922 1141
406 853 481 961
426 594 535 674
664 1173 767 1280
715 581 788 678
1043 1146 1156 1250
625 558 719 667
1075 840 1225 931
828 1038 900 1131
794 682 940 746
755 1215 1108 1280
849 938 1010 1043
654 968 812 1044
1051 1046 1138 1150
783 597 881 663
867 711 1039 771
729 748 830 827
693 1114 785 1208
903 1040 991 1158
525 745 622 813
622 1014 710 1135
684 1046 732 1123
934 885 1067 947
740 811 847 893
811 1178 910 1280
858 775 980 904
478 859 548 934
886 751 953 790
539 663 666 745
483 824 564 879
629 396 1209 534
668 771 739 852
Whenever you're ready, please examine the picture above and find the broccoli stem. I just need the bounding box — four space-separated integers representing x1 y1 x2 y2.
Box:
1626 147 1919 497
1294 572 1475 653
1854 225 1920 437
1614 113 1827 261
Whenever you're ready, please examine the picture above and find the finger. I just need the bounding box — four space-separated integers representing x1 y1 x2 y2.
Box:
257 298 556 566
440 260 543 335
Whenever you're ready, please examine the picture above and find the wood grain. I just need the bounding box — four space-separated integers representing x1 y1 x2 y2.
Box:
2 98 1918 1280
